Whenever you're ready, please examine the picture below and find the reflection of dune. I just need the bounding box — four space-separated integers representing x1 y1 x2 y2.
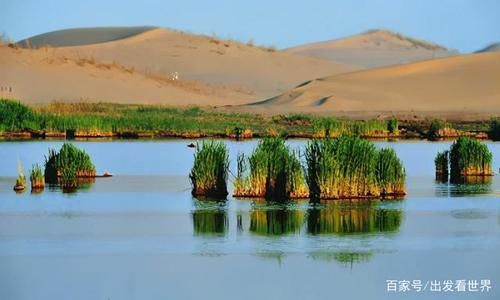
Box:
250 208 305 236
307 205 402 235
192 209 228 235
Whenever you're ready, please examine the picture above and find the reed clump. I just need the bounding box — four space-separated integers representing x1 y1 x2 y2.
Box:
189 141 229 198
490 118 500 141
435 137 493 183
312 117 389 138
30 163 45 190
234 138 307 201
304 137 406 201
375 148 406 196
13 159 26 191
428 119 454 139
434 150 449 177
449 137 493 177
387 117 399 135
44 143 96 187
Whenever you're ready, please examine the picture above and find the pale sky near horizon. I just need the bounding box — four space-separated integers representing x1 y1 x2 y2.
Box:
1 0 499 53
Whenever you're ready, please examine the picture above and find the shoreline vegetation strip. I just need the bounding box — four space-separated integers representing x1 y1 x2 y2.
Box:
1 99 498 140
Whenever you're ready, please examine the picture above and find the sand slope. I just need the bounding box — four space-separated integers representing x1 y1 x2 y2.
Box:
47 28 356 98
5 27 355 105
17 27 157 48
285 30 455 68
246 52 500 118
476 42 500 53
0 45 254 105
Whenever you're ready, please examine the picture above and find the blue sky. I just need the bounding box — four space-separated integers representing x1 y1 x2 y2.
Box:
2 0 499 53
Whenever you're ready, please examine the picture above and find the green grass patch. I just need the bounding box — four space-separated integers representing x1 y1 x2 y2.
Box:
0 99 404 138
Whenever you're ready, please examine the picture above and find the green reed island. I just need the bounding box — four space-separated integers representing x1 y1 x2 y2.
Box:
189 136 407 201
189 141 229 198
234 138 308 201
30 163 45 190
435 137 494 181
44 143 96 188
304 137 406 201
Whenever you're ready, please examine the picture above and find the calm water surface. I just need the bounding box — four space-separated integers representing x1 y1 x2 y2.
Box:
0 140 499 300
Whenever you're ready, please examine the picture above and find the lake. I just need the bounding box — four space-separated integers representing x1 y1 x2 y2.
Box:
0 140 499 300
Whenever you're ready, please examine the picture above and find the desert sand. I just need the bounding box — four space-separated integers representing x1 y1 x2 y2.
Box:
36 27 355 98
2 27 499 120
284 30 455 68
241 52 500 119
0 45 254 105
4 27 355 104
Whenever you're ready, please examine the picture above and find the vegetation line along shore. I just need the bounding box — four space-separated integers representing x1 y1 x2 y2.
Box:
1 99 499 140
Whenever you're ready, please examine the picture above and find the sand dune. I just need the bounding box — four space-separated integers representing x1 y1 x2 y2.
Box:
284 30 455 68
17 26 157 48
0 45 254 105
244 52 500 118
476 42 500 53
5 27 355 105
39 27 356 98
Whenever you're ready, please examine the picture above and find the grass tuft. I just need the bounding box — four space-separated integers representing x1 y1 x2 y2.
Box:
234 138 307 201
189 141 229 198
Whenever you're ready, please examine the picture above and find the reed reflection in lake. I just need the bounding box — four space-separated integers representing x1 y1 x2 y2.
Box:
307 202 403 235
192 200 228 235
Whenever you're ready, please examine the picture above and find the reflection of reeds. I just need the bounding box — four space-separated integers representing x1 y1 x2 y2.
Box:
234 138 307 201
309 251 373 266
250 208 305 236
307 204 402 235
192 209 228 235
189 141 229 198
305 137 406 202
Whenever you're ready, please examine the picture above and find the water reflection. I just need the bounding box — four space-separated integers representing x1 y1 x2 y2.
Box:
435 176 493 197
308 251 373 266
192 200 228 236
250 206 305 236
307 202 402 235
46 178 96 193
